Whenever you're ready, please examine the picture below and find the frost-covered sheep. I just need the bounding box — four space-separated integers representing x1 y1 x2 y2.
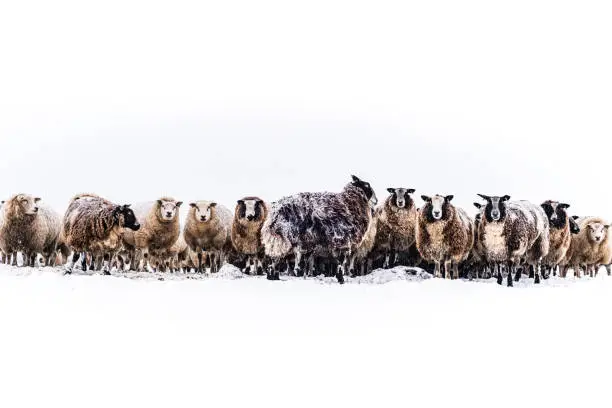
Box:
476 195 549 286
416 195 473 279
184 201 233 273
540 200 573 277
62 194 141 274
122 197 182 271
0 194 62 267
231 197 268 275
563 217 611 278
373 187 418 268
261 175 377 283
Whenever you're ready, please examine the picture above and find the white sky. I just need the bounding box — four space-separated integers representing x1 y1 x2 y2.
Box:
1 0 611 218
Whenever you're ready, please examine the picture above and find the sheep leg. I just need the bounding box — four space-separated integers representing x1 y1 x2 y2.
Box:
507 264 514 287
64 252 81 274
293 250 303 277
101 254 112 275
528 265 534 279
496 264 503 285
533 264 541 284
433 261 442 279
451 262 459 280
336 253 346 284
383 252 391 269
197 251 204 273
443 260 451 279
514 267 521 282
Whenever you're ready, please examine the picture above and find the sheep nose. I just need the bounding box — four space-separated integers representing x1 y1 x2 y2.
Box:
166 212 172 217
246 215 254 221
433 210 441 217
34 207 39 212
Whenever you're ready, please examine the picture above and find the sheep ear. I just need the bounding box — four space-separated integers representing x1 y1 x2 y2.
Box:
237 200 244 205
605 225 611 230
256 199 264 205
351 175 361 183
421 195 431 203
473 202 482 209
387 188 395 194
445 195 454 202
209 202 217 207
34 197 41 203
477 194 490 201
123 204 131 209
407 189 415 194
157 199 163 206
501 195 511 202
176 201 183 208
572 215 579 220
189 203 197 208
559 203 570 209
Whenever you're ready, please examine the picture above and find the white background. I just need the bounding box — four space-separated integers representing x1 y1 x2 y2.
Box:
1 1 611 216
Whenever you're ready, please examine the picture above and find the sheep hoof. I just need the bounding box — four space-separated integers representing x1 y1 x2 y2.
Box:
534 274 541 284
63 269 73 276
257 267 264 276
514 271 521 282
336 273 345 284
528 271 534 279
496 274 503 285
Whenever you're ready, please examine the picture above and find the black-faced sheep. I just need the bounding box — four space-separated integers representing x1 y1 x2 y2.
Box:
475 195 549 286
121 197 182 271
261 175 377 283
62 194 141 274
416 195 473 280
0 194 62 267
563 217 611 278
373 187 418 268
183 200 233 273
540 200 573 277
231 197 268 275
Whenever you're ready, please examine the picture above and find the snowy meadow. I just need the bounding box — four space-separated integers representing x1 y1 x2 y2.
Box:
1 264 611 407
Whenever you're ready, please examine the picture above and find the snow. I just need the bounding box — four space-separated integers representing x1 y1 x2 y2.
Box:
1 264 611 407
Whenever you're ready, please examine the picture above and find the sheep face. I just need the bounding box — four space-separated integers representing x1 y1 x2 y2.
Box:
191 202 216 223
13 194 41 216
386 188 415 209
421 194 453 221
351 175 378 207
237 198 264 222
541 201 570 229
157 199 183 222
587 222 609 244
116 205 141 231
477 194 510 222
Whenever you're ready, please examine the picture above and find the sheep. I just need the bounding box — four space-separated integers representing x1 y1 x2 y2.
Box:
121 197 183 271
261 175 377 283
475 195 550 286
540 200 573 278
62 193 141 274
416 195 473 280
231 197 268 275
373 187 418 269
562 217 611 278
0 194 62 267
183 200 233 273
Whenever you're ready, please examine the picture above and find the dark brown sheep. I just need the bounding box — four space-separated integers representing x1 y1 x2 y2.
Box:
416 195 474 280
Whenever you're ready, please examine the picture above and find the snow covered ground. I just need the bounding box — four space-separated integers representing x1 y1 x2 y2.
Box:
1 264 611 408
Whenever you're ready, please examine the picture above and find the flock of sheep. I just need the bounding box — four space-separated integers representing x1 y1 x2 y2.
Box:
0 175 610 286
